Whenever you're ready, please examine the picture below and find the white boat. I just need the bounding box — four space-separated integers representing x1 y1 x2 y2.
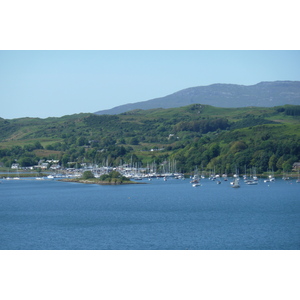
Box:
14 170 20 180
244 167 258 184
192 183 200 187
190 178 199 184
269 171 275 181
246 180 258 185
232 178 240 188
282 172 289 180
190 167 200 184
264 169 275 182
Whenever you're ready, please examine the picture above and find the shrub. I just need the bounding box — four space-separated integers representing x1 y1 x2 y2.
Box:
82 171 95 179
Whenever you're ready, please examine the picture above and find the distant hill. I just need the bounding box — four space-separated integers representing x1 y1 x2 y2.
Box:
95 81 300 115
1 103 300 174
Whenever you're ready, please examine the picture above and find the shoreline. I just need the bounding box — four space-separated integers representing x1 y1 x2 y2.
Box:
58 178 146 185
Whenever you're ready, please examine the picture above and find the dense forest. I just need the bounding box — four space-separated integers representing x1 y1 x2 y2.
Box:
1 104 300 175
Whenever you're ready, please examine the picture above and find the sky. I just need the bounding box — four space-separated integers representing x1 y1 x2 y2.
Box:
1 1 300 120
1 1 300 119
1 50 300 119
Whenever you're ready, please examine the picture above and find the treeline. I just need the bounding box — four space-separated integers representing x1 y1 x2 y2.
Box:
0 142 43 167
230 115 276 130
170 125 300 174
277 105 300 116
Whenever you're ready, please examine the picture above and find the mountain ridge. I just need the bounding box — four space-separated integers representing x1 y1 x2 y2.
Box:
95 81 300 115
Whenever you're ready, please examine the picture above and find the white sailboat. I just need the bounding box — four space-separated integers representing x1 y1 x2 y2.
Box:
190 167 200 184
296 171 300 183
232 177 240 188
246 167 258 185
13 169 20 180
264 169 275 183
246 180 258 185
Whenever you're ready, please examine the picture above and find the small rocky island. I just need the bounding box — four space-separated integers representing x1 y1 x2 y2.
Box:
60 170 145 185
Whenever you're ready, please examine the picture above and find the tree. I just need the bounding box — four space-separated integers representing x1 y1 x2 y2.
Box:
99 171 129 183
276 155 286 171
282 156 298 172
34 141 43 149
268 154 278 171
19 157 37 167
282 162 292 172
129 137 139 145
230 141 247 154
61 154 70 167
77 136 87 146
82 171 95 179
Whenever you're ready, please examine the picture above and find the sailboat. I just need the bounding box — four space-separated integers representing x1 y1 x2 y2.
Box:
243 165 248 181
282 170 289 180
264 169 275 183
190 167 200 184
269 168 275 182
245 167 258 185
201 165 205 179
232 177 240 188
6 168 12 180
296 171 300 183
13 169 20 180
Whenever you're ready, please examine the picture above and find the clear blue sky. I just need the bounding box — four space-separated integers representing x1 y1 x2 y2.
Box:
1 50 300 119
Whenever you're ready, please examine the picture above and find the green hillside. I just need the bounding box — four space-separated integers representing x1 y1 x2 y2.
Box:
1 104 300 174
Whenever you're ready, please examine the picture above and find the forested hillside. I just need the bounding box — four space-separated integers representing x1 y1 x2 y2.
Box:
1 104 300 175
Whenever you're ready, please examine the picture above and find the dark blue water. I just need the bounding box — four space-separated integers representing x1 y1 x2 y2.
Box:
1 178 299 249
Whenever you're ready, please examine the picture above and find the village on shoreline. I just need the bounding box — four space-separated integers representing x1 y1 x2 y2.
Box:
1 161 300 185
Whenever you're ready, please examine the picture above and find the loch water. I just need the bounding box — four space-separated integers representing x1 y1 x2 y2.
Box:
0 177 299 250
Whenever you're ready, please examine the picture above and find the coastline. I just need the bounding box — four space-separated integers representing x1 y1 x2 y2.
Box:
58 178 146 185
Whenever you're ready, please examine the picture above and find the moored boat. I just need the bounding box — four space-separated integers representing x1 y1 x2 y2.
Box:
232 178 240 188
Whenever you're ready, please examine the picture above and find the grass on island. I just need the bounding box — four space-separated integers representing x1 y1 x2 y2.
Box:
60 170 144 185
